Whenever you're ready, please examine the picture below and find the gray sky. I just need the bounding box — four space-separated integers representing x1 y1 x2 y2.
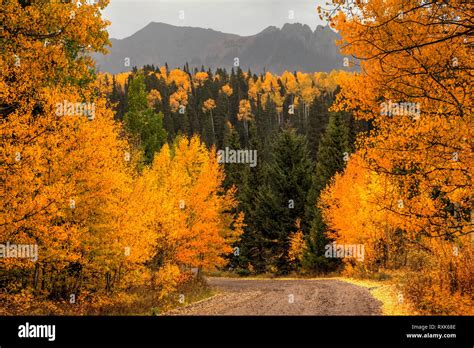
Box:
103 0 327 39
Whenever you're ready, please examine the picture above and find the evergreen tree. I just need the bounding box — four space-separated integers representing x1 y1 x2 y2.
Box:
307 94 331 161
304 112 350 272
222 122 246 190
251 127 316 273
109 75 121 120
124 73 167 164
214 92 229 148
314 112 350 192
231 122 267 273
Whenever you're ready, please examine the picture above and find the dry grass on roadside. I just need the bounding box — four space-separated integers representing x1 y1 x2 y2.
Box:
336 276 416 316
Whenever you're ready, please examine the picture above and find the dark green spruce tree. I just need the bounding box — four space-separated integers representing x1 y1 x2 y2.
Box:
251 126 316 274
230 122 267 274
306 93 331 161
124 73 167 164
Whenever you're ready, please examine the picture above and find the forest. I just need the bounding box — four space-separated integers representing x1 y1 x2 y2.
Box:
1 0 472 316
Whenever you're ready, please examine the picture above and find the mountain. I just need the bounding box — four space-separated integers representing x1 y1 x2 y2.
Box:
93 22 348 74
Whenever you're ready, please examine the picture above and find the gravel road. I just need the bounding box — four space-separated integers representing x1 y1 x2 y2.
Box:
166 277 382 315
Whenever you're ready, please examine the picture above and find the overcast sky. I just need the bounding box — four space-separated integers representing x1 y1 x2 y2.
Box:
102 0 327 39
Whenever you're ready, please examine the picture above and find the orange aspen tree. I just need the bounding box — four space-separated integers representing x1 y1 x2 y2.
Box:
318 0 473 313
1 0 155 308
141 136 244 294
203 98 217 141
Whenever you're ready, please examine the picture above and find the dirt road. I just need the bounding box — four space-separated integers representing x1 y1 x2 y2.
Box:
166 277 382 315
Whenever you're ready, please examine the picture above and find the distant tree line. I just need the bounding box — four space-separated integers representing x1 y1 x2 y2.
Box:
102 65 369 274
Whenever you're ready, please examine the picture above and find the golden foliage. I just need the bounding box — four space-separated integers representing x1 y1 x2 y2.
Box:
288 219 306 265
319 0 473 314
143 136 244 274
221 84 233 97
237 99 252 122
194 71 209 85
202 98 216 113
0 0 243 314
147 89 162 108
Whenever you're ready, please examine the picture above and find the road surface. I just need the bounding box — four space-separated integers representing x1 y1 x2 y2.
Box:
166 277 382 315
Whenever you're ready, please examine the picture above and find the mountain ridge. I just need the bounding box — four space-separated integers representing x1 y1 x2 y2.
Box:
94 22 348 74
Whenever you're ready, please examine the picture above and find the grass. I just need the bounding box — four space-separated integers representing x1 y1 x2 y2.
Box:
157 277 215 315
94 276 217 315
0 276 216 316
335 275 417 315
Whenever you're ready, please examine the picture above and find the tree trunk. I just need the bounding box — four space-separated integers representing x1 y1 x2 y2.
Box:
210 111 215 143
